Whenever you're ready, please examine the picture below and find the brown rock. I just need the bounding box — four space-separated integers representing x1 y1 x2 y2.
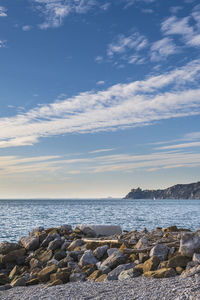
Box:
30 258 41 270
95 274 107 282
144 268 176 278
129 254 137 262
26 278 39 286
134 263 144 273
176 266 184 275
0 248 25 264
163 226 178 232
9 265 20 281
0 242 20 255
38 265 57 282
167 255 190 268
87 270 102 281
10 276 27 287
47 279 63 287
0 273 10 285
82 264 97 276
50 269 70 283
38 249 53 263
143 256 160 273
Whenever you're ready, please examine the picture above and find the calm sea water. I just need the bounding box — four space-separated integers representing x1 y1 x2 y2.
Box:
0 198 200 243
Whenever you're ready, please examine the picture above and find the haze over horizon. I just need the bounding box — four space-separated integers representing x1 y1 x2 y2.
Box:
0 0 200 198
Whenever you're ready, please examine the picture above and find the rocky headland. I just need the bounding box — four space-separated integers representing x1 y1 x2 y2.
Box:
0 223 200 298
124 181 200 199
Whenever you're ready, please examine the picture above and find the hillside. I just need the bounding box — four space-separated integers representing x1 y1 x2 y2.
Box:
124 181 200 199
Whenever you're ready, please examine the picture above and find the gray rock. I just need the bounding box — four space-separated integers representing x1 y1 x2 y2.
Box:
41 233 60 248
0 284 12 291
61 241 71 251
60 225 72 233
53 250 66 261
100 252 127 270
181 265 200 278
150 244 169 261
135 237 149 249
11 276 27 287
68 239 84 251
29 226 44 236
0 242 20 255
118 268 141 280
80 227 96 238
69 251 84 261
107 248 119 256
46 258 59 266
19 236 39 251
179 233 200 257
76 224 122 237
69 272 86 282
107 263 134 280
48 238 62 251
186 261 199 270
94 245 109 260
193 253 200 263
79 250 98 267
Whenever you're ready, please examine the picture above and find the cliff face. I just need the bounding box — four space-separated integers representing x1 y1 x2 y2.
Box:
124 181 200 199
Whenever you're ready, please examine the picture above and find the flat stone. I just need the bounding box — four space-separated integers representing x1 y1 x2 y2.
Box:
144 268 176 278
9 265 20 280
150 244 169 261
38 249 53 263
38 265 57 282
181 265 200 278
47 279 63 287
95 274 107 282
76 225 122 237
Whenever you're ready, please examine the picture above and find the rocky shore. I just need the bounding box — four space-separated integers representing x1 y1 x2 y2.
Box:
0 224 200 299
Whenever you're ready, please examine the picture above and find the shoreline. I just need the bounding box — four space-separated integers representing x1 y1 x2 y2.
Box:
0 224 200 299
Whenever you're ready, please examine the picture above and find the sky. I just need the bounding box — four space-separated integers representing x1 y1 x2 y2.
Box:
0 0 200 198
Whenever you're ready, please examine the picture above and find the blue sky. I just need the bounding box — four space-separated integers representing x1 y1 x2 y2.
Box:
0 0 200 198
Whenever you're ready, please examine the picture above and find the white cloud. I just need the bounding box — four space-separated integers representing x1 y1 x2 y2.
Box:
141 9 154 14
95 55 103 63
107 32 148 57
32 0 107 29
161 13 200 47
0 59 200 148
157 141 200 150
22 25 32 31
150 37 178 61
124 0 155 9
89 148 115 154
170 6 183 14
96 80 105 85
0 40 6 48
0 6 7 17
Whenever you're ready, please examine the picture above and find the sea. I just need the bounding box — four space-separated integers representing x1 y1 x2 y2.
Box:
0 198 200 243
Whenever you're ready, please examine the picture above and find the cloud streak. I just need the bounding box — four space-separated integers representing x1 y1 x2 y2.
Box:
0 59 200 148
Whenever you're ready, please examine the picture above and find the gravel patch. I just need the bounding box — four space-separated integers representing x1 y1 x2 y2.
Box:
0 276 200 300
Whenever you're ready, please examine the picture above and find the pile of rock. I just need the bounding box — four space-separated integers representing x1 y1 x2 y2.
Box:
0 224 200 290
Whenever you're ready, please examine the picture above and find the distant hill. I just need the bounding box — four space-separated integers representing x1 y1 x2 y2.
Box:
124 181 200 199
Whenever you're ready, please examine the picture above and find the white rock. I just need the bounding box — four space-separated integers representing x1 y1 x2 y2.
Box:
76 224 122 237
150 244 169 261
179 233 200 257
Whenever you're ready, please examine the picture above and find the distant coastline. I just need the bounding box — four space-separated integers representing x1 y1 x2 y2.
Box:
124 181 200 200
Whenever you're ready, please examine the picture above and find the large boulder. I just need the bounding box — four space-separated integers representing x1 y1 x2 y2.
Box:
0 248 25 265
68 239 84 251
76 225 122 237
0 242 20 255
19 236 39 251
135 237 149 249
79 250 98 267
100 252 127 270
107 263 134 280
179 233 200 257
94 245 109 260
48 238 62 251
167 255 190 268
150 244 169 261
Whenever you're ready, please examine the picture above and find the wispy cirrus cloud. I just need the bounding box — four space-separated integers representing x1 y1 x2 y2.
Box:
124 0 155 9
0 6 7 17
32 0 108 29
0 59 200 148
